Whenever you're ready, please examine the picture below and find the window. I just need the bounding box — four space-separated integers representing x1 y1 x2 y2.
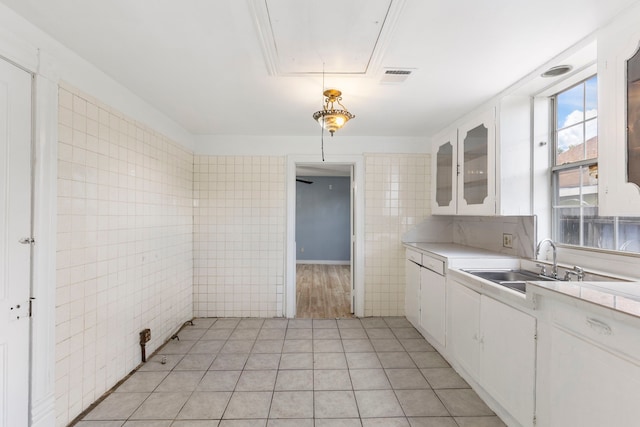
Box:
552 76 640 253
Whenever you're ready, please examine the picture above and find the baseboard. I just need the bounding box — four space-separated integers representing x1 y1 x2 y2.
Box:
296 260 351 265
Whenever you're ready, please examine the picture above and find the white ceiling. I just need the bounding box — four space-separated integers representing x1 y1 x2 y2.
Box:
2 0 639 138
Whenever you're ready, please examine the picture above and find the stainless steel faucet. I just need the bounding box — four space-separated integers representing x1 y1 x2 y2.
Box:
536 238 558 278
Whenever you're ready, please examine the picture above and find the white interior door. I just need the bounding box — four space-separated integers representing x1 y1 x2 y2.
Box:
0 58 32 427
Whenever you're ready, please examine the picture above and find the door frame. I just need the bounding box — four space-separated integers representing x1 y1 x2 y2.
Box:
285 154 365 318
0 47 58 426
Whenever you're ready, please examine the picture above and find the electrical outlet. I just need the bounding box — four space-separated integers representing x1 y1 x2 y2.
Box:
503 233 513 248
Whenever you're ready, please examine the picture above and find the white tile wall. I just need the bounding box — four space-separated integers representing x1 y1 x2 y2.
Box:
364 154 430 316
56 83 194 426
193 155 286 318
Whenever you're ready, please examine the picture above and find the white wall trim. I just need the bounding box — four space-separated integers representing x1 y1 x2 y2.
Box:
296 260 351 265
29 73 58 427
286 154 365 318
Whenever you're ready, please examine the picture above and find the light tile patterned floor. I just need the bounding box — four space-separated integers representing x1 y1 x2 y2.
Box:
76 317 506 427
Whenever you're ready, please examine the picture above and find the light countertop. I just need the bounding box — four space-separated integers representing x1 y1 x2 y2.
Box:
404 242 640 321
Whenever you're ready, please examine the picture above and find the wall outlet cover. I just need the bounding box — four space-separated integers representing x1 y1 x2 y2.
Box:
503 233 513 248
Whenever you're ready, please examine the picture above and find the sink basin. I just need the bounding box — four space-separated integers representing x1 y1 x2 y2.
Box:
462 269 556 294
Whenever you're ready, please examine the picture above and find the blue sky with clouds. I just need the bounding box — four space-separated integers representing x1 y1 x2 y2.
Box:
556 76 598 154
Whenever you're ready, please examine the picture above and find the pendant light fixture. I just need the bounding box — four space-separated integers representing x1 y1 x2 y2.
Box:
312 89 355 136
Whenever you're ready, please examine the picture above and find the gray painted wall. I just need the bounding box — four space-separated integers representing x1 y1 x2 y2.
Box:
296 176 351 262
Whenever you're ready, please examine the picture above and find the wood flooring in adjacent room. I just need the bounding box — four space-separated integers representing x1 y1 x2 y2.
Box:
296 264 353 319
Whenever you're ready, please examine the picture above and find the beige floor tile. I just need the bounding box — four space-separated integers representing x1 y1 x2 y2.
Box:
370 339 405 352
130 392 191 420
174 354 216 370
345 352 382 369
278 353 313 370
83 392 149 420
341 339 374 352
244 353 281 370
354 390 404 418
420 368 469 389
365 328 395 339
313 339 344 352
385 368 431 389
454 416 507 427
223 391 272 419
314 391 359 418
156 371 205 392
235 370 277 391
251 340 284 354
313 328 341 339
197 370 241 391
176 391 231 419
314 369 352 390
274 369 313 391
339 328 368 339
269 391 313 418
408 417 458 427
362 418 410 426
395 389 449 417
282 339 312 353
210 353 249 370
376 352 416 369
435 389 495 416
409 352 450 368
349 368 391 390
115 371 168 393
313 352 348 369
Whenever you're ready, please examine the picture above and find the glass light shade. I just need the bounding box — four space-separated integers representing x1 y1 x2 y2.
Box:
314 109 354 135
312 89 355 136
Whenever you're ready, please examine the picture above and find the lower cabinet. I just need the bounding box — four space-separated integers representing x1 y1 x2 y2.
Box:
537 299 640 427
449 280 536 427
404 258 421 328
420 267 446 347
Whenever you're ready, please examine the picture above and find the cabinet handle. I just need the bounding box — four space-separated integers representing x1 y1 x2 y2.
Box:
586 317 612 335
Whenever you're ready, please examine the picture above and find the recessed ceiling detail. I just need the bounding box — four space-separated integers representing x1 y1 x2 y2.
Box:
248 0 407 76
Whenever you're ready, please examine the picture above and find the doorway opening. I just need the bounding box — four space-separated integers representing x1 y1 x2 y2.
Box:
285 155 365 318
295 165 352 318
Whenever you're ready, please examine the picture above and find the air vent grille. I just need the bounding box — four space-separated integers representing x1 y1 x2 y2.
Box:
385 69 412 75
380 68 415 84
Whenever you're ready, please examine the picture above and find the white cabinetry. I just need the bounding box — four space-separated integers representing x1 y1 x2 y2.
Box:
432 110 496 215
449 279 536 427
598 17 640 216
432 98 531 216
537 298 640 426
420 265 446 347
404 250 422 328
404 249 446 348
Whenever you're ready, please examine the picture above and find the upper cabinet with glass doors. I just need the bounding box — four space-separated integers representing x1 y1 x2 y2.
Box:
432 109 496 215
431 100 532 216
598 18 640 216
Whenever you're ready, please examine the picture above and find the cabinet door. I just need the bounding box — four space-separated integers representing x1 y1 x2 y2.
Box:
548 326 640 427
432 130 457 214
419 268 446 347
457 109 496 215
598 23 640 216
405 259 421 328
480 296 536 427
449 281 480 377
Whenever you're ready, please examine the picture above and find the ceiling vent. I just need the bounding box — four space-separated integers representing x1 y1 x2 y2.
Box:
380 68 414 84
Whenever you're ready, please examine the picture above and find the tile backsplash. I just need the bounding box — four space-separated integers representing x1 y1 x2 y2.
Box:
56 83 193 426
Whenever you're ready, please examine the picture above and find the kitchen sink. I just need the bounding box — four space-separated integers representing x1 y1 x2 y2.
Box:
462 269 556 294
